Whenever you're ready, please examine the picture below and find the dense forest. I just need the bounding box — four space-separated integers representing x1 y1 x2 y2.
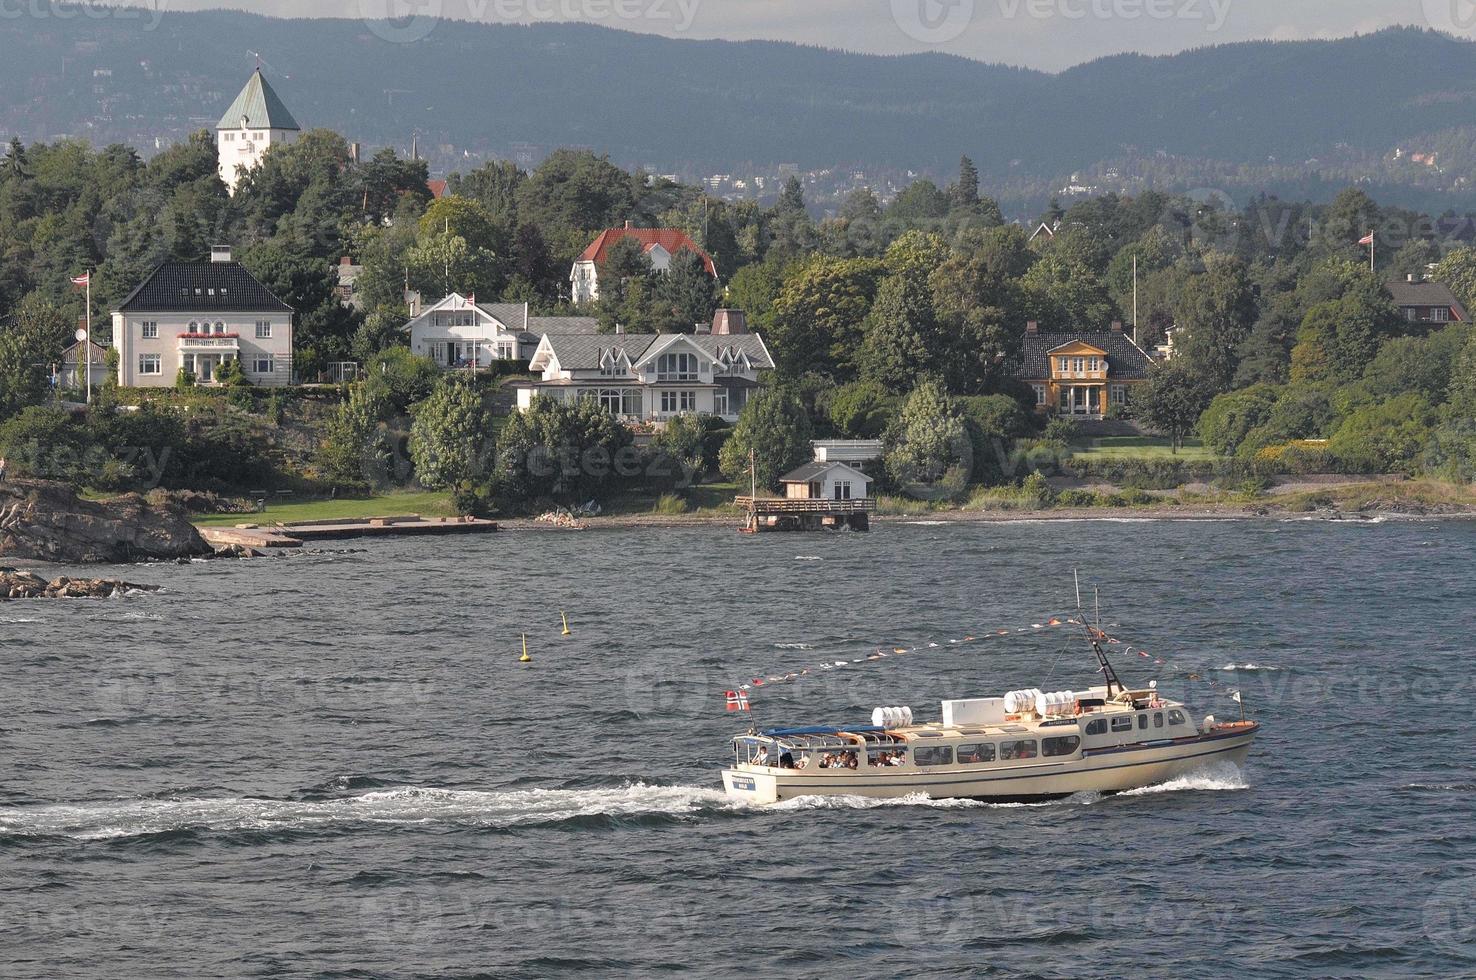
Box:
10 14 1476 210
1 124 1475 512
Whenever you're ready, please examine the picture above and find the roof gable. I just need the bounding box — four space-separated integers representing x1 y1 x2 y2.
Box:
632 333 712 370
217 69 300 131
1046 340 1108 357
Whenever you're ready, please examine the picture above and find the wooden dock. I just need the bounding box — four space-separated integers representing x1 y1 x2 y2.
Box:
199 514 498 550
734 497 875 533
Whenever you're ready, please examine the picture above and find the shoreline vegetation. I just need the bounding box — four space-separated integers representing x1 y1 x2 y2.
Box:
188 476 1476 533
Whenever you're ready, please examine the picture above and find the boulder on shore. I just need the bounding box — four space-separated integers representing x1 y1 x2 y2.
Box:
0 479 213 563
0 568 160 599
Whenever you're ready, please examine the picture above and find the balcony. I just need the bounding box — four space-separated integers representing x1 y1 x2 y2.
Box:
179 333 241 350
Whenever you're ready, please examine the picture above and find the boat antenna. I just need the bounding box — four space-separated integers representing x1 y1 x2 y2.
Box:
1074 570 1125 698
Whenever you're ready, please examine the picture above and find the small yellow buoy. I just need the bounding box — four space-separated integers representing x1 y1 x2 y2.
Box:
519 633 532 663
561 611 572 637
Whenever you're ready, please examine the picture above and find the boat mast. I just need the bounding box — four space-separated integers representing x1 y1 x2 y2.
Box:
1075 571 1125 698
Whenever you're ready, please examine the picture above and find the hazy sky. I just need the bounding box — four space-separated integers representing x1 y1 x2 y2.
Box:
155 1 1468 71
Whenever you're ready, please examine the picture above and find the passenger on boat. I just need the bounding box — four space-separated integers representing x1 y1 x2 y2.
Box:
844 752 858 770
779 751 796 769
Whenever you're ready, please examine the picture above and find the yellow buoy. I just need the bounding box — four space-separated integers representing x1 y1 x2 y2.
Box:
561 611 572 637
519 633 532 663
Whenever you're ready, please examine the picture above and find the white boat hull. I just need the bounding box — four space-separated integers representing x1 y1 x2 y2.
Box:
722 727 1255 805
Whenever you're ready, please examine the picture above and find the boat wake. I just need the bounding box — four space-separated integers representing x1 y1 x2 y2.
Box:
1118 763 1249 797
1217 663 1282 671
0 784 740 841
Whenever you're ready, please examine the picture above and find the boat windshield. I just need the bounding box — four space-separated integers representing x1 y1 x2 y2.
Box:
733 730 907 769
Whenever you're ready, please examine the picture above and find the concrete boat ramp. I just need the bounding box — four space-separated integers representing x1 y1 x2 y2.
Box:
199 515 498 550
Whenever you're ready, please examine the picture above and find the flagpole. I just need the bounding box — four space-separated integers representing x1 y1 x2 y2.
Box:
85 272 92 405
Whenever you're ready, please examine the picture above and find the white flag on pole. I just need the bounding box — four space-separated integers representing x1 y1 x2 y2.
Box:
1230 690 1242 704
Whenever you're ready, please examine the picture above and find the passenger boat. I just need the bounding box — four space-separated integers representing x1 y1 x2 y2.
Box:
721 620 1258 805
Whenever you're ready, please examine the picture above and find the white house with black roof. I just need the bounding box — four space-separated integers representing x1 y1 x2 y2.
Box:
403 293 599 369
514 314 773 423
112 247 295 388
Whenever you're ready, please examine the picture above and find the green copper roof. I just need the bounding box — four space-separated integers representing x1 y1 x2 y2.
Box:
216 70 300 132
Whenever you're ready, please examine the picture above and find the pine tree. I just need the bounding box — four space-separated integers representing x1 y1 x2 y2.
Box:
951 155 979 210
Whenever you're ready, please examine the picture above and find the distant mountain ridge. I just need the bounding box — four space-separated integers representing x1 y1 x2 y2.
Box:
4 12 1476 204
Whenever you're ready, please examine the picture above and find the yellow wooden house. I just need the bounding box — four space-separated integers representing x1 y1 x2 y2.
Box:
1015 321 1154 418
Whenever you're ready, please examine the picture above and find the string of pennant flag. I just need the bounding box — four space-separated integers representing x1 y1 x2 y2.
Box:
722 616 1243 712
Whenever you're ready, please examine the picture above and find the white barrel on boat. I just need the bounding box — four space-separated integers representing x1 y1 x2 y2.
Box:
900 706 913 726
872 707 886 727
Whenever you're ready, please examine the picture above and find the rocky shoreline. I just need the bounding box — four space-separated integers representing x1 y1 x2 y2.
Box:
1 569 160 600
0 479 213 564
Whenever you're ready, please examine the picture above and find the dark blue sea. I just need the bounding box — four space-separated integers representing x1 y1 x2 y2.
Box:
2 518 1474 978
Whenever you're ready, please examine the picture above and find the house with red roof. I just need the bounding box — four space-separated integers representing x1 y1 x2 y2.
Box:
570 222 717 304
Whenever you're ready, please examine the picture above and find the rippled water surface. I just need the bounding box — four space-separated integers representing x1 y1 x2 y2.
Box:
3 519 1475 978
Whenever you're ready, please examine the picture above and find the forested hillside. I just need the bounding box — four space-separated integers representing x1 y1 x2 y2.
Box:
7 13 1476 209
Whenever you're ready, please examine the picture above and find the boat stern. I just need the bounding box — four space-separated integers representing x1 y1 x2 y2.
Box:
721 768 780 805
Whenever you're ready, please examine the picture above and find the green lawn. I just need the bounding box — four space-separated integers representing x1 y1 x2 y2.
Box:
1070 436 1220 461
192 491 456 526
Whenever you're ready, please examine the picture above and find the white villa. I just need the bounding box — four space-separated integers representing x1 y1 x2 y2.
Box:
403 293 598 368
570 225 717 304
216 68 300 193
113 247 295 387
514 315 773 423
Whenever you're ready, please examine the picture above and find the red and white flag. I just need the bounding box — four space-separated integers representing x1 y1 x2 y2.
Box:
1359 232 1375 246
70 273 90 288
725 690 750 712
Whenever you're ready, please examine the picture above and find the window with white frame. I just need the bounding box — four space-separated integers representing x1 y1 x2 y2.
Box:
598 389 623 415
657 352 699 381
713 388 729 416
660 390 679 413
622 390 643 416
1033 384 1047 406
1111 384 1127 406
213 322 226 335
680 390 696 412
1433 307 1450 323
252 356 274 374
255 321 272 339
1057 356 1069 373
141 321 158 339
138 354 162 375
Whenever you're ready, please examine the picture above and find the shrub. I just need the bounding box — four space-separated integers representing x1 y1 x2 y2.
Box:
1056 488 1100 507
1020 471 1055 508
651 493 689 515
1042 416 1081 446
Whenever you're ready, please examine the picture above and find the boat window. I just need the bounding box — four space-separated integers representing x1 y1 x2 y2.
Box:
1138 714 1149 730
1168 710 1186 726
1111 717 1133 733
1042 736 1081 757
1154 712 1164 729
867 747 907 768
914 746 954 767
957 743 995 765
999 740 1038 761
1085 719 1107 736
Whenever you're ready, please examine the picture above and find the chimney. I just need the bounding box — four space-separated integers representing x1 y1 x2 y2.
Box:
340 256 353 267
1111 320 1123 333
1026 321 1038 335
210 245 233 264
1407 273 1418 283
711 309 748 335
624 220 634 230
615 323 624 335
